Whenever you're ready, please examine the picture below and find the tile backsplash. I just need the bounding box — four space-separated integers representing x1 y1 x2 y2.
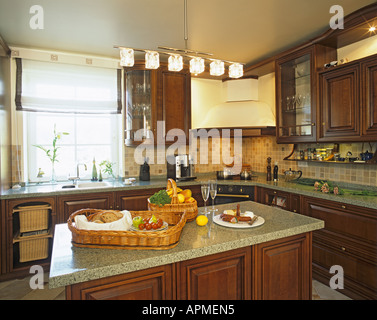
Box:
10 137 377 187
122 136 377 187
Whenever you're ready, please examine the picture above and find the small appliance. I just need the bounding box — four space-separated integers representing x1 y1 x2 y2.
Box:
167 154 196 181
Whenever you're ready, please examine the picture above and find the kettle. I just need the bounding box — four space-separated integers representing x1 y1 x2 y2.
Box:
139 158 150 181
283 168 302 182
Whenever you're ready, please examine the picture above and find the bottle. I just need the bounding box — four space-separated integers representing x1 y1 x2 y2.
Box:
273 162 279 182
266 157 272 181
91 158 98 181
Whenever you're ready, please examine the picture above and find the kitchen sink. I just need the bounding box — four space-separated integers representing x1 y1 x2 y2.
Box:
77 182 111 189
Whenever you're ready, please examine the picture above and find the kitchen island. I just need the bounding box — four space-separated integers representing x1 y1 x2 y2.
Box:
49 201 324 300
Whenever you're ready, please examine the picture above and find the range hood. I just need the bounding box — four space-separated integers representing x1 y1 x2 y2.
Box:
198 78 276 133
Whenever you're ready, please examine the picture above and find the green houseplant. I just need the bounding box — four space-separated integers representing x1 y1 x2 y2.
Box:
34 124 69 183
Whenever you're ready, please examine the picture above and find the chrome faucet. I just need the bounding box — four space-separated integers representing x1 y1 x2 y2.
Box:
68 163 87 184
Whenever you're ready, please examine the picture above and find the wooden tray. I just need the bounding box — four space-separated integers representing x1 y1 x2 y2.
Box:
67 208 187 250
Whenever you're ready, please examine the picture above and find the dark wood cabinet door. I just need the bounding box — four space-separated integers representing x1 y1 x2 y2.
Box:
57 192 114 223
159 69 191 142
66 264 174 300
302 196 377 300
318 63 360 141
252 233 311 300
177 247 251 300
362 55 377 139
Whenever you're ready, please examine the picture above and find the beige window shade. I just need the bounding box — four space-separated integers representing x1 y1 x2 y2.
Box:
15 58 122 114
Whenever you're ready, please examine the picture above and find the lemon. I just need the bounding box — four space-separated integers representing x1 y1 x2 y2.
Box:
196 215 208 226
177 193 185 203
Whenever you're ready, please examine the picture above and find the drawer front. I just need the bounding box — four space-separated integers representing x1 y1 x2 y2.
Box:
303 197 377 245
312 240 377 299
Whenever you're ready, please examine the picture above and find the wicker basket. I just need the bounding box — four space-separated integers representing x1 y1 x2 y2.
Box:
14 231 52 263
67 208 187 250
148 179 198 222
13 204 50 233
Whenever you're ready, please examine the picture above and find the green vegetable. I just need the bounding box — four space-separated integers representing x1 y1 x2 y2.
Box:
149 190 172 207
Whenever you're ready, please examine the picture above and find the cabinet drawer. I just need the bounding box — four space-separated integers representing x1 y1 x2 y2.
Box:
312 240 377 299
303 197 377 245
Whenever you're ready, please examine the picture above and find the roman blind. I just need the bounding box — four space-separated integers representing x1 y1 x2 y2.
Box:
15 58 122 114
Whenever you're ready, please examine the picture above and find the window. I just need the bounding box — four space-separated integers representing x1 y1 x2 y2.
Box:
25 112 121 182
15 58 123 183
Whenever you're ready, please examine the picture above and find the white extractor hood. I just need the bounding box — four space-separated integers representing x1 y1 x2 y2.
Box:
198 78 276 129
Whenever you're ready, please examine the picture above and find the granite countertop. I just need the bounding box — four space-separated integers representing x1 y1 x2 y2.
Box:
2 173 377 210
48 201 324 289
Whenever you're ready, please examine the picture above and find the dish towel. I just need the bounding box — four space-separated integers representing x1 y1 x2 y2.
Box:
74 210 132 231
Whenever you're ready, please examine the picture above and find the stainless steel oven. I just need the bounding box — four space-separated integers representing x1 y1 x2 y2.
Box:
215 185 255 205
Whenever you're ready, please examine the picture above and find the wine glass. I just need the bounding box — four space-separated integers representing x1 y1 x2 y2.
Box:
209 180 218 214
201 183 210 215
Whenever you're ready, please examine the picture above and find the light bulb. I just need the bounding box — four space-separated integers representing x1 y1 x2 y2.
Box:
229 63 243 78
190 57 205 75
120 48 134 67
145 51 160 69
168 54 183 72
210 60 225 76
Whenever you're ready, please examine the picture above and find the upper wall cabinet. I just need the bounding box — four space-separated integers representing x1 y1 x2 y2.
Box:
124 62 191 146
318 53 377 142
275 45 336 144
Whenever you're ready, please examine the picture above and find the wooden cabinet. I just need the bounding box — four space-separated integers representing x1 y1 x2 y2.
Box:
317 53 377 142
66 264 174 300
124 62 191 146
57 192 114 223
362 55 377 139
115 188 159 211
2 197 56 276
260 187 301 213
158 68 191 143
275 44 336 143
302 196 377 300
176 247 251 300
252 233 312 300
66 233 313 300
318 62 360 141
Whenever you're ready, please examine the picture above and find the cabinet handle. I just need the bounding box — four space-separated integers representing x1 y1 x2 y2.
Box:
341 247 346 251
273 191 277 194
341 205 346 209
293 209 297 213
311 123 315 126
109 206 113 209
116 205 120 209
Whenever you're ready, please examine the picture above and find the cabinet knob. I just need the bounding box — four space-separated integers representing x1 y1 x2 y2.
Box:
293 209 297 213
341 205 346 209
116 205 120 209
341 247 346 251
109 206 113 209
311 123 315 126
273 191 277 194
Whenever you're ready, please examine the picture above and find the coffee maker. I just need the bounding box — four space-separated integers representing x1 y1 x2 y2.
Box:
167 154 196 181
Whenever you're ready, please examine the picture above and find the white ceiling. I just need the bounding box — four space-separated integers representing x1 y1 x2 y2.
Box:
0 0 376 66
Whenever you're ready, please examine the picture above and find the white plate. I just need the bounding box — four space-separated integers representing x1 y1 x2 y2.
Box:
130 221 168 232
213 214 265 229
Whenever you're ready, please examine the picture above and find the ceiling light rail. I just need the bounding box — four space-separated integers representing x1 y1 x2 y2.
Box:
114 45 245 78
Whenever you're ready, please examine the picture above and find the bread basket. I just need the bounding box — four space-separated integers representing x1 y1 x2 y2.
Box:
67 208 187 250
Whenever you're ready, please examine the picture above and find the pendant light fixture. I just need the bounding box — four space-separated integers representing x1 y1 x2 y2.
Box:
210 60 225 76
229 63 244 78
120 48 135 67
115 0 245 78
190 57 205 75
168 54 183 71
145 51 160 69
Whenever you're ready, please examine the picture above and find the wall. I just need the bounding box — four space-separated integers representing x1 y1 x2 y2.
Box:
0 44 11 192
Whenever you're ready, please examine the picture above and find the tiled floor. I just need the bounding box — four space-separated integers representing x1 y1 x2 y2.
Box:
0 273 351 300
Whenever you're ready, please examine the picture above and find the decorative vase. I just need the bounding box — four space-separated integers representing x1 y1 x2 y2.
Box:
51 162 57 184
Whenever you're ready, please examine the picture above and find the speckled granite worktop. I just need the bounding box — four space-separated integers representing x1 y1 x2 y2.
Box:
2 173 377 210
48 201 324 289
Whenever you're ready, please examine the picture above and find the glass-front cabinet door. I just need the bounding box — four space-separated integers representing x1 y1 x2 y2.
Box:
124 68 156 146
276 49 315 143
